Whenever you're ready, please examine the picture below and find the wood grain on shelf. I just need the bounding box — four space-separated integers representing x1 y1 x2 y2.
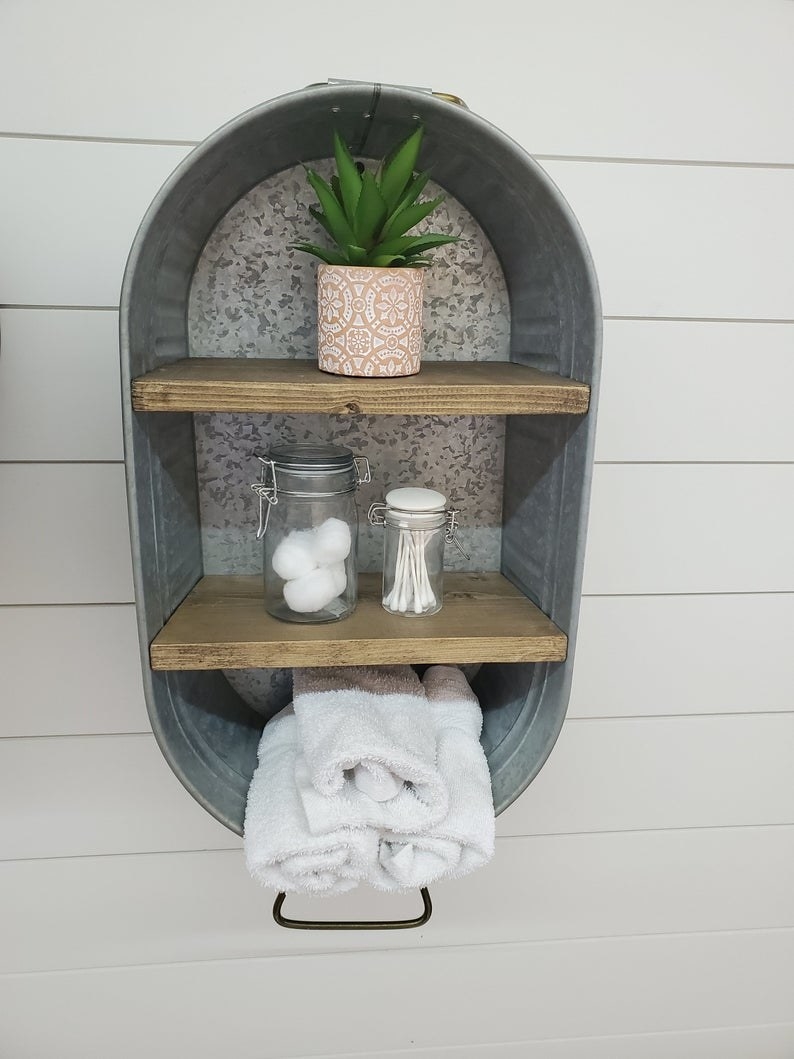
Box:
150 572 567 669
131 358 590 415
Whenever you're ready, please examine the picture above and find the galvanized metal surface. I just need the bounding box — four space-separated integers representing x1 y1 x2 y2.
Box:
120 83 602 834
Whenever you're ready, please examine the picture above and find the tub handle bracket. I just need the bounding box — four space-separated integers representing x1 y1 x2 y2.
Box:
272 888 432 930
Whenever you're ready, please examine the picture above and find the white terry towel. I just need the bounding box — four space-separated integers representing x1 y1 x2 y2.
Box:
373 666 496 891
244 707 377 895
292 666 448 834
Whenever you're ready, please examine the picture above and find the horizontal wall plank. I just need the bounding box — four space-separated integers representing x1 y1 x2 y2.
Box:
570 593 794 717
6 591 789 739
0 309 123 461
3 463 791 608
583 464 794 594
4 315 791 467
304 1023 794 1059
595 320 794 463
545 161 794 320
0 1 791 164
2 826 792 973
0 734 232 860
0 605 148 736
2 930 793 1058
2 139 792 323
0 137 189 306
2 714 792 859
499 713 794 836
0 464 133 604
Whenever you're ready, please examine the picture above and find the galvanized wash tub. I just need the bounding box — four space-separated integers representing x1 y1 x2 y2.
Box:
121 82 601 834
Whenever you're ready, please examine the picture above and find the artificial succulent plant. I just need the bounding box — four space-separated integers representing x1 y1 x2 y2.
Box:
291 126 458 268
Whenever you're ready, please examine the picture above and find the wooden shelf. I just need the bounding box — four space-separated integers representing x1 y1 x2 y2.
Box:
131 358 590 416
150 572 567 670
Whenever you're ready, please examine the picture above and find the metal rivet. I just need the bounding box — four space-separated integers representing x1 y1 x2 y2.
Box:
331 106 340 114
362 112 371 119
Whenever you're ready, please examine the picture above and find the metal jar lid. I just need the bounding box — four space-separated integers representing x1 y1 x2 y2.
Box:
269 443 356 473
251 444 371 539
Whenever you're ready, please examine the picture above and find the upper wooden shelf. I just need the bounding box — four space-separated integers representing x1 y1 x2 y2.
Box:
131 358 590 416
150 572 568 670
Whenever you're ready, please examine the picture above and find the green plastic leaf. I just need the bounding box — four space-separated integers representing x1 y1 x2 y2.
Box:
381 196 445 241
399 233 460 257
333 132 362 224
290 242 348 265
309 206 334 238
393 170 431 215
306 169 356 251
379 126 424 213
370 253 407 267
346 244 368 264
330 176 344 207
354 170 388 249
370 232 455 258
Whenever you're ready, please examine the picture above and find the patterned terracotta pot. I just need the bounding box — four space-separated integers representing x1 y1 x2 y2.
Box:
317 264 424 377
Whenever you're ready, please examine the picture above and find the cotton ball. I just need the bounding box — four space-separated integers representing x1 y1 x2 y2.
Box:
283 567 339 614
327 561 347 596
314 518 352 564
271 529 318 581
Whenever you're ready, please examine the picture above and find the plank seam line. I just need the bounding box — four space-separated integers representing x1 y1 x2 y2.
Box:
604 315 794 324
2 590 793 609
536 153 794 170
582 589 794 598
2 306 792 324
4 455 794 466
2 710 791 742
0 304 118 311
566 710 794 722
8 923 794 979
2 130 794 170
3 823 794 866
0 460 123 466
0 601 134 609
4 458 794 468
276 1021 794 1059
3 924 794 979
593 460 794 466
0 130 199 147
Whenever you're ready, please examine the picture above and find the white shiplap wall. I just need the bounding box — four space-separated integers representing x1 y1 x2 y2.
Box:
1 2 793 1056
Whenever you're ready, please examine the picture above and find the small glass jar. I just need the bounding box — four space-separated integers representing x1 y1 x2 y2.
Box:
369 487 463 617
251 443 370 623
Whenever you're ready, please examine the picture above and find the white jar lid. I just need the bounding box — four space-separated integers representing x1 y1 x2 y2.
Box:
385 486 447 513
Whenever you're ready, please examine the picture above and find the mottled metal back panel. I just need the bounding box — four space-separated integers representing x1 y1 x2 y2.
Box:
121 83 601 833
189 165 510 581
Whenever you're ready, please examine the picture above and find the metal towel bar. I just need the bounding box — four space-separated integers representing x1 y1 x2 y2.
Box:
273 888 432 930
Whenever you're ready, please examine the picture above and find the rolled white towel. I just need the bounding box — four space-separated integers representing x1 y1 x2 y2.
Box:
292 666 448 835
372 666 495 891
244 707 377 894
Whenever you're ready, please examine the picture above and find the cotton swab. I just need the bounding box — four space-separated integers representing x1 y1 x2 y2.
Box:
383 525 438 615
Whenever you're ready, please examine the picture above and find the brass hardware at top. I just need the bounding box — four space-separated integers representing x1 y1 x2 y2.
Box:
307 80 468 109
433 92 469 109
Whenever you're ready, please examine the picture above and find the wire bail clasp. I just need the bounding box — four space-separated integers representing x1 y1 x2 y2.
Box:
445 507 469 559
354 456 372 486
367 502 387 527
251 456 278 540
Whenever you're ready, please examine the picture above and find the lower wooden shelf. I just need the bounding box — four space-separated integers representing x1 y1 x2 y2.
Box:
150 572 568 670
